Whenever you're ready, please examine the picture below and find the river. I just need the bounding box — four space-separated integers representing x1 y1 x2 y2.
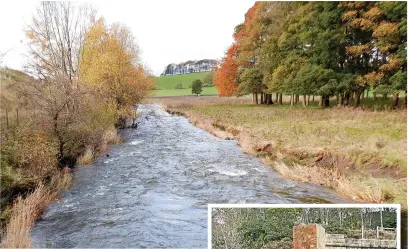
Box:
31 104 345 248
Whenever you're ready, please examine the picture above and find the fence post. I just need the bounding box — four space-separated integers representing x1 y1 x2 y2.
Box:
377 226 379 239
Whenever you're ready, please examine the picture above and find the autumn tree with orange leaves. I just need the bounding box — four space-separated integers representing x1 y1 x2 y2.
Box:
215 1 406 109
214 44 239 97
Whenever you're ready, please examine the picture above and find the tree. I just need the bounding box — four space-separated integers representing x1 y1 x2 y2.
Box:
238 67 264 104
203 71 214 86
23 2 92 168
191 79 203 96
25 2 91 85
214 44 239 96
80 18 153 127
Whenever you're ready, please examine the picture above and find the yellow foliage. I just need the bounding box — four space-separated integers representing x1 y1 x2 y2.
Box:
379 58 402 72
80 18 153 114
355 72 383 87
346 44 371 56
373 22 399 38
342 10 358 21
363 7 384 21
364 72 384 86
349 18 375 30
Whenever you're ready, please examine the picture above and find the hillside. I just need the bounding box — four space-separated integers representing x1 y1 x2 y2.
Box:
0 68 32 83
153 71 218 97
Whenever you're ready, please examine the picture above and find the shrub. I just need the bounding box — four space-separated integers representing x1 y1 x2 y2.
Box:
175 83 184 89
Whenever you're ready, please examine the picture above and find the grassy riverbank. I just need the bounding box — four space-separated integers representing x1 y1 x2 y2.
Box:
153 96 407 208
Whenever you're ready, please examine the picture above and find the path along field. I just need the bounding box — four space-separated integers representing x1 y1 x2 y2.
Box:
149 96 407 209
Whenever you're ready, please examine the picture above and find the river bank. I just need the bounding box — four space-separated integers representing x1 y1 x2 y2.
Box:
1 126 121 248
153 96 407 208
29 104 345 248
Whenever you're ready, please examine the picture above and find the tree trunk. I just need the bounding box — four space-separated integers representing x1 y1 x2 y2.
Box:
290 94 294 106
391 92 399 109
5 108 9 129
312 95 314 102
16 109 19 126
278 93 282 105
275 93 279 102
302 95 307 107
53 113 64 168
255 92 259 104
319 96 323 106
339 94 343 107
373 93 377 101
383 93 388 100
295 94 299 104
345 92 350 106
252 93 255 103
323 96 330 108
404 90 407 107
266 94 273 105
260 93 264 104
354 88 362 108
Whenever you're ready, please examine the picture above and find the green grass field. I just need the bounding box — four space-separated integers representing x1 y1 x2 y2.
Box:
152 72 218 96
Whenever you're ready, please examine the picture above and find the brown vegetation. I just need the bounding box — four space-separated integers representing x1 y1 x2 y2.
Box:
3 183 58 248
1 2 151 246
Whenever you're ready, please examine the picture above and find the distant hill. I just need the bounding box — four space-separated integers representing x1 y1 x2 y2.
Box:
153 71 218 96
0 67 32 83
161 59 217 76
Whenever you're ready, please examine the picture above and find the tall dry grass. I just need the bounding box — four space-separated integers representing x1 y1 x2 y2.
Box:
3 183 56 248
2 173 72 248
270 160 385 203
77 147 94 165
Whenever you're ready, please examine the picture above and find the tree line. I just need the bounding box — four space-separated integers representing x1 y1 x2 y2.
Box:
214 2 407 108
0 2 152 226
161 59 217 76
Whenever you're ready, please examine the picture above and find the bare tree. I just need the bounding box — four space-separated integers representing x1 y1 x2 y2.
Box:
25 2 91 87
22 2 93 168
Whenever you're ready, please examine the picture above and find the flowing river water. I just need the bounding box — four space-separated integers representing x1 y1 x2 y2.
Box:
31 104 345 248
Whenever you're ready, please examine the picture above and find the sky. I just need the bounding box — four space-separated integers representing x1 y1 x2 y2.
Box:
0 0 255 76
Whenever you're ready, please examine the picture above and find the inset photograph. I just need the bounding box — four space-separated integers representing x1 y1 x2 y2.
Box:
209 204 400 249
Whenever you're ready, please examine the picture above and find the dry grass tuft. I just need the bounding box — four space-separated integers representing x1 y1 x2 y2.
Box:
103 127 121 144
77 147 94 165
2 183 57 248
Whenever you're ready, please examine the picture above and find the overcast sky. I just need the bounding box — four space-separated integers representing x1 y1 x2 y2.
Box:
0 0 255 76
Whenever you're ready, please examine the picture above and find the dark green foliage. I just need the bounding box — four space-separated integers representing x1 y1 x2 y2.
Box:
191 79 203 96
238 67 263 95
238 208 302 249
